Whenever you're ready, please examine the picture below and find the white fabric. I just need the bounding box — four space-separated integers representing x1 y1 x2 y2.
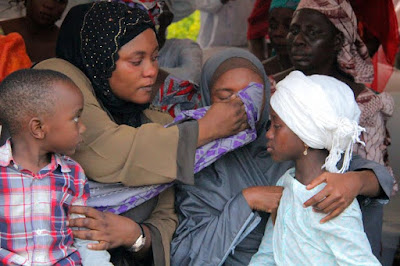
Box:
249 168 381 266
271 71 365 173
195 0 255 48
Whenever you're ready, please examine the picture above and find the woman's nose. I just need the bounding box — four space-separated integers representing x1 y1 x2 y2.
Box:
143 59 158 78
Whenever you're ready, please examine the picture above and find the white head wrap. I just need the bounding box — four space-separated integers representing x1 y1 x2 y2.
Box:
271 71 365 173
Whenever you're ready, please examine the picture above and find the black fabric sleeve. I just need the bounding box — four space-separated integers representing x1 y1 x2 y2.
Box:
176 120 198 185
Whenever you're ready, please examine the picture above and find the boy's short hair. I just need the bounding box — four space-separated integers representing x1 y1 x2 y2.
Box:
0 69 76 136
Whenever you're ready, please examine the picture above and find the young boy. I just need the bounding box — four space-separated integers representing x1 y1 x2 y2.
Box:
0 69 112 265
249 71 381 265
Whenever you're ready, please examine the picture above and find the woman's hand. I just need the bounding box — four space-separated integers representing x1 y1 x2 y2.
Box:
197 95 248 147
68 206 142 250
303 171 376 224
242 186 283 223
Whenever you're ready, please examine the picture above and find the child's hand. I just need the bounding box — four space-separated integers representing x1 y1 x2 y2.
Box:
242 186 283 214
303 171 362 223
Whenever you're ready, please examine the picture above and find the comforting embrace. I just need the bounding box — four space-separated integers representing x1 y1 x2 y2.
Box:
0 0 395 265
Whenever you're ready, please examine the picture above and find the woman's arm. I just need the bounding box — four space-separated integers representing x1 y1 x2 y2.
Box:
303 155 393 223
171 184 283 265
34 59 247 186
171 187 256 265
142 187 178 265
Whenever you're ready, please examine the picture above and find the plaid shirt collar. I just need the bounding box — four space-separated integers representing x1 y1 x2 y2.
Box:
0 139 71 174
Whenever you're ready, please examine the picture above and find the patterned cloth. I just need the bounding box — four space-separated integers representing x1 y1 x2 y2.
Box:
353 87 397 195
169 82 264 173
249 168 381 266
87 182 172 214
297 0 374 84
153 75 201 118
0 140 88 265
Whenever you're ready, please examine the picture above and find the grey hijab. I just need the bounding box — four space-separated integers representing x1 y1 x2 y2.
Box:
200 48 270 127
199 48 272 167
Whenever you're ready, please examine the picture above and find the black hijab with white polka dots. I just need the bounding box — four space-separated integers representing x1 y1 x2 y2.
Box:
56 1 155 127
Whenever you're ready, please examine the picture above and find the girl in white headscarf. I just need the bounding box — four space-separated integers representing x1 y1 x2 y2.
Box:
249 70 381 265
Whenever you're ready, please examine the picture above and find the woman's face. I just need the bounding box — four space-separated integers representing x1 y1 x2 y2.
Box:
109 28 159 104
211 67 264 103
268 7 294 56
26 0 67 26
286 9 339 75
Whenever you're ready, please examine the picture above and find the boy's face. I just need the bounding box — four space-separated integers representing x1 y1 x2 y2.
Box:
266 108 304 161
42 81 85 156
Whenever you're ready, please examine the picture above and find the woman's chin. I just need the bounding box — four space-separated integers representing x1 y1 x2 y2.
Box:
130 93 152 104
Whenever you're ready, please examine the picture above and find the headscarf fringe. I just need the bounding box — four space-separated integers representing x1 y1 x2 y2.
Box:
322 118 365 173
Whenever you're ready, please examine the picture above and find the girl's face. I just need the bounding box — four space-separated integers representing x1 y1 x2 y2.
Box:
266 108 304 161
109 28 159 104
286 8 340 75
211 67 264 103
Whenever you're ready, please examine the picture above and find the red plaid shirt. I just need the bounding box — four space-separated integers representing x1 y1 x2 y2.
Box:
0 140 89 265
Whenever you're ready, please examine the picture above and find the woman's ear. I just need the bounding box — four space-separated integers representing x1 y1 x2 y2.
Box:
29 117 46 140
334 31 344 53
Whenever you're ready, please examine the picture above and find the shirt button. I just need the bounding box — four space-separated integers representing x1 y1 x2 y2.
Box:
36 229 45 235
